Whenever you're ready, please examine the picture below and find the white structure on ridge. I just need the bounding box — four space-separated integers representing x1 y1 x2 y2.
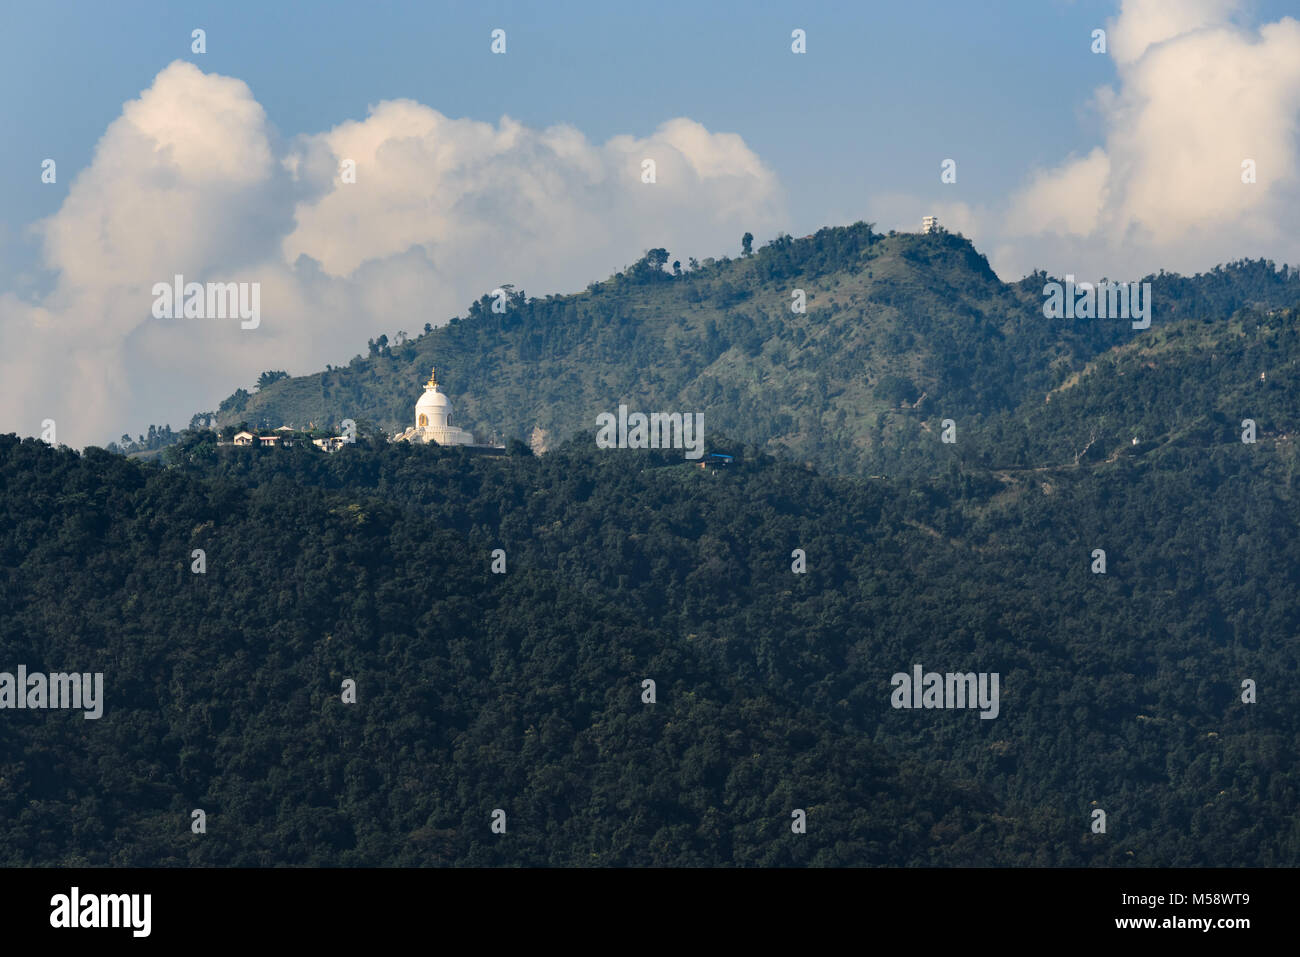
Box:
922 215 939 234
393 367 478 446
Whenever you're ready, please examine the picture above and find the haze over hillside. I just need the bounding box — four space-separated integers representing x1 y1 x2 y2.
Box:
204 223 1300 477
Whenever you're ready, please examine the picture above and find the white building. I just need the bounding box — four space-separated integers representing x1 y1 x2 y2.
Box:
922 215 939 235
392 367 479 447
226 426 337 451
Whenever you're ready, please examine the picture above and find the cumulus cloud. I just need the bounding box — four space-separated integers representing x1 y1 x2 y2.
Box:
1106 0 1239 64
995 0 1300 280
43 61 282 291
280 105 779 289
0 61 785 447
1002 148 1110 239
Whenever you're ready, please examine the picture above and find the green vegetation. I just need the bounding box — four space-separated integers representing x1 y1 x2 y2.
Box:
2 377 1298 864
6 226 1300 866
211 224 1300 479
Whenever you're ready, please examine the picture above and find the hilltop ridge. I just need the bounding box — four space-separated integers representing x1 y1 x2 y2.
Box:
198 223 1300 476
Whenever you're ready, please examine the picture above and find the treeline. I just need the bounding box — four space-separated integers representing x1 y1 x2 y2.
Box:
208 223 1300 481
0 418 1296 865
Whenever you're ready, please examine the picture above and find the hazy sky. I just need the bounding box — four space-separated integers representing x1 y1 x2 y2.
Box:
2 0 1299 447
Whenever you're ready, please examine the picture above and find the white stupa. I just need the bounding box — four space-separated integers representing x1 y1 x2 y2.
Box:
393 367 477 446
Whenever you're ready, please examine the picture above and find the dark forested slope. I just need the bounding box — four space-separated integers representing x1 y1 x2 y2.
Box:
1 413 1296 865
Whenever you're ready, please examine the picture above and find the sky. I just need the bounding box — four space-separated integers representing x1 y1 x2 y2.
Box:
1 0 1299 447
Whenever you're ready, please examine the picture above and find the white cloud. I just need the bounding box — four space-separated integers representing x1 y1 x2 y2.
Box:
0 62 786 448
43 61 281 292
994 0 1300 280
281 105 781 288
1106 0 1238 64
1003 148 1110 239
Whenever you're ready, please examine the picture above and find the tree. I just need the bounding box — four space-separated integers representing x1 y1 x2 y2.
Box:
256 370 289 392
742 232 754 256
219 388 251 415
673 260 682 277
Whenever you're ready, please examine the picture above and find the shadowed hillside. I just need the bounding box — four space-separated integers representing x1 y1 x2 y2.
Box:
2 420 1298 865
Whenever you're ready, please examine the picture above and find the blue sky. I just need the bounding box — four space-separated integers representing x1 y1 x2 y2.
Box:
3 0 1129 254
2 0 1299 446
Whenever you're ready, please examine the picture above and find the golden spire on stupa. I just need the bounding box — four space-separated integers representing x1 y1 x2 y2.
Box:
424 366 438 391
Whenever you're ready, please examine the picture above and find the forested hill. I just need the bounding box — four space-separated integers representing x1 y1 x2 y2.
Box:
1 419 1297 865
20 224 1300 866
207 222 1300 476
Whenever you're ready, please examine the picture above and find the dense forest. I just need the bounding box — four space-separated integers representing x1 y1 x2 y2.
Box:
1 391 1297 863
5 226 1298 866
